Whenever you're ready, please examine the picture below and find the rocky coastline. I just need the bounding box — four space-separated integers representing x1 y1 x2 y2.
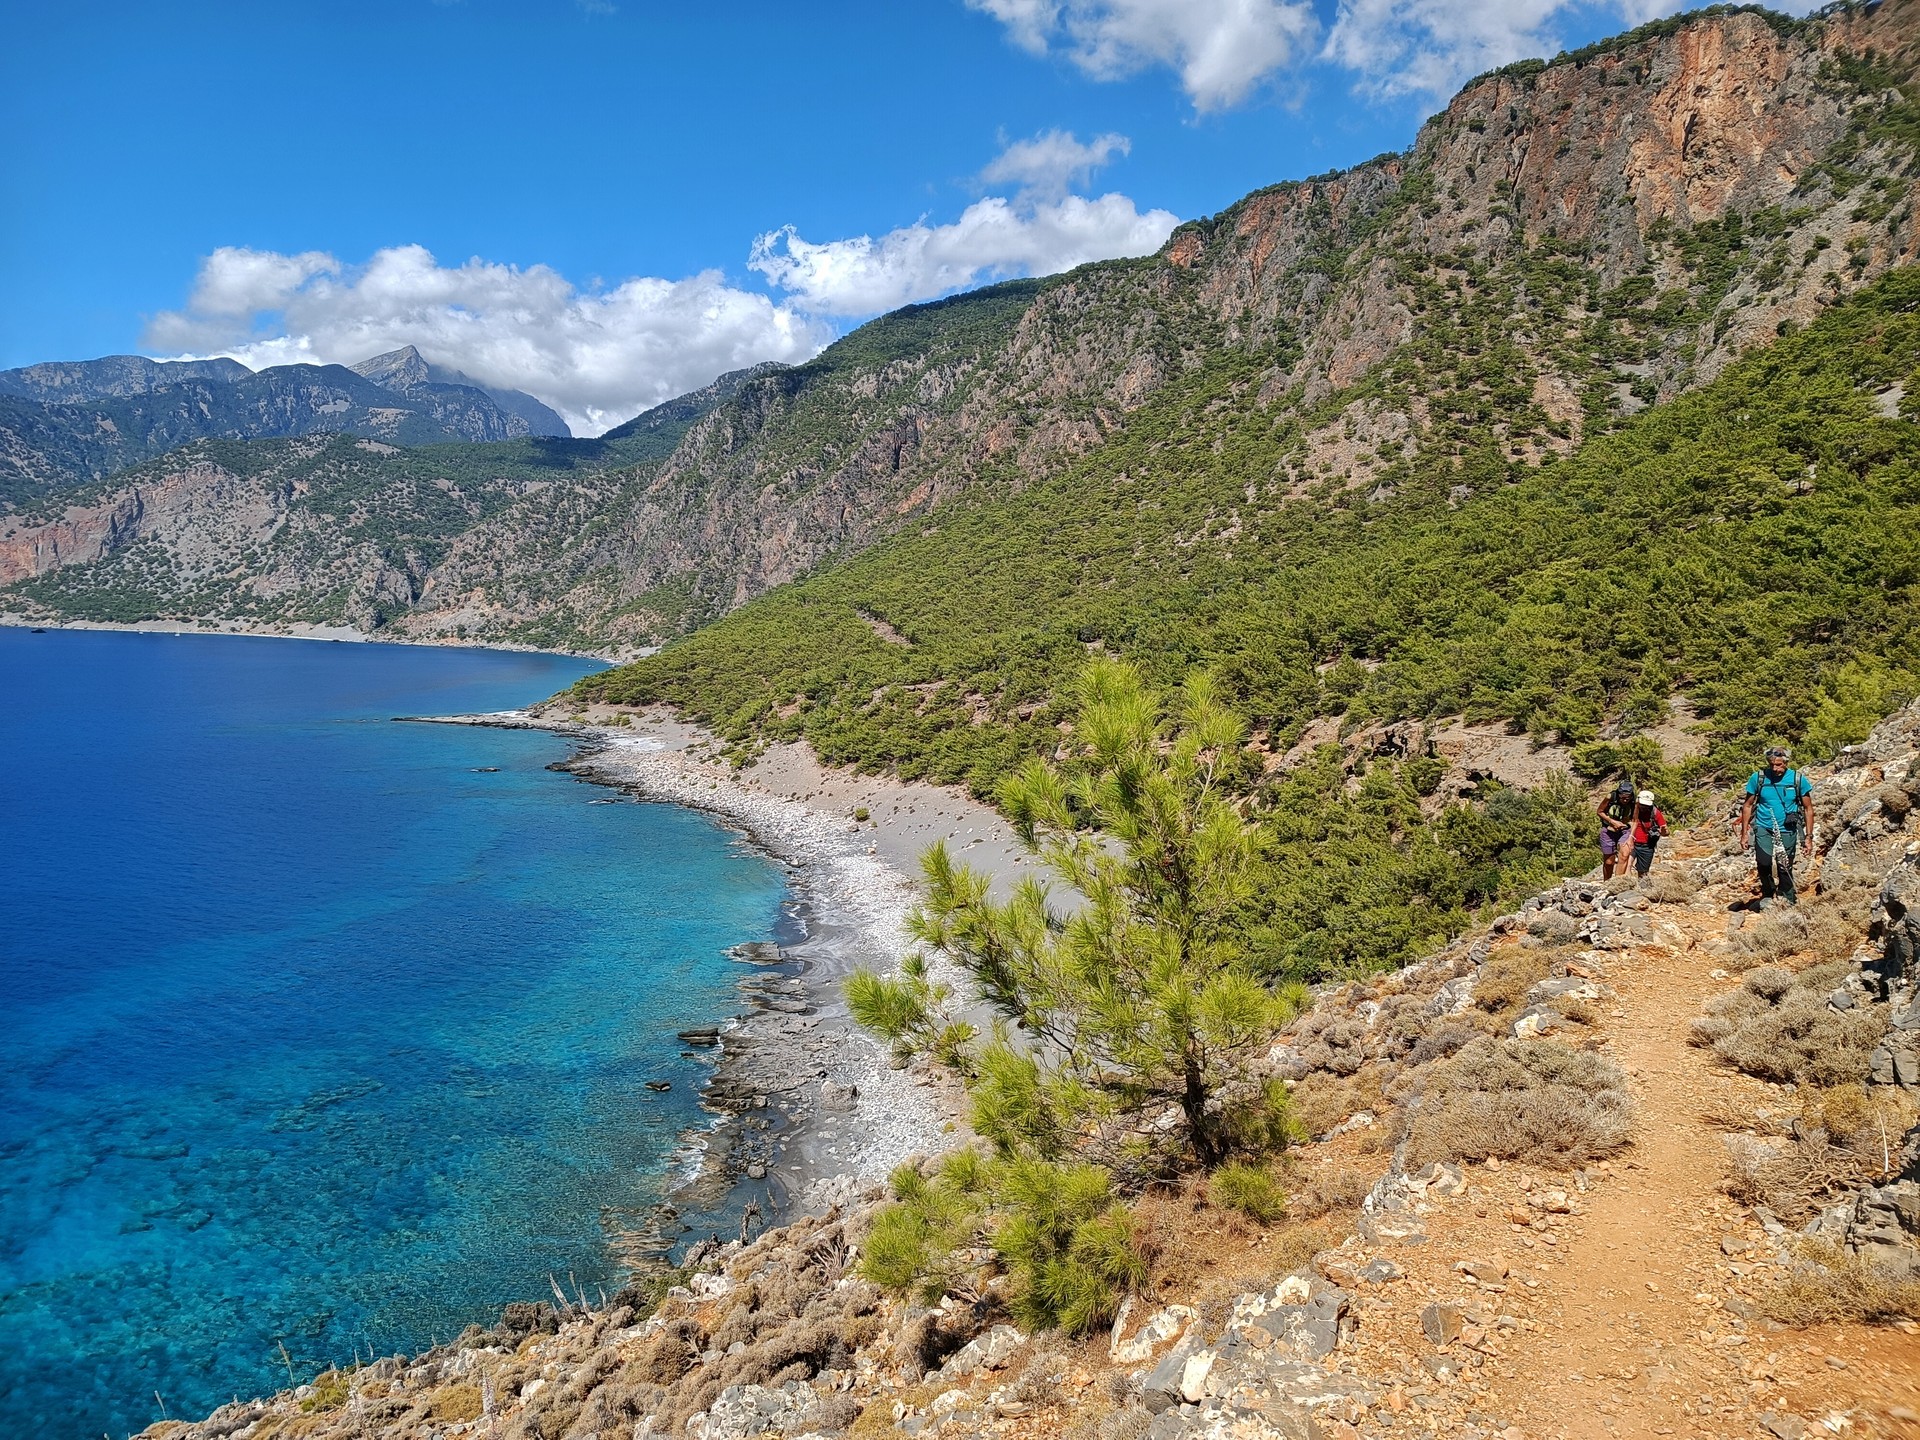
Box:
412 706 1000 1260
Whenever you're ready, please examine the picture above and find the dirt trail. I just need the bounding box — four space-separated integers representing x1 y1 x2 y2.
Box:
1491 843 1920 1440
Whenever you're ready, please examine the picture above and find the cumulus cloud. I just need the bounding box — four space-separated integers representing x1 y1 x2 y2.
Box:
146 245 830 436
967 0 1317 111
979 128 1131 200
748 191 1179 317
972 0 1712 107
1324 0 1689 100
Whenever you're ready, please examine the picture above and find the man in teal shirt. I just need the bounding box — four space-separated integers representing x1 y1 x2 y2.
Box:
1738 746 1814 905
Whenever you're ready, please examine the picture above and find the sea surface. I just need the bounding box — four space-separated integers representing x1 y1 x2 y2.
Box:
0 628 792 1438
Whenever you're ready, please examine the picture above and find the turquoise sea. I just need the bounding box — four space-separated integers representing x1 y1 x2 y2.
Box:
0 628 791 1438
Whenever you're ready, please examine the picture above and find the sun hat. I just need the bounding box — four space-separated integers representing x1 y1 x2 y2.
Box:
1638 790 1656 806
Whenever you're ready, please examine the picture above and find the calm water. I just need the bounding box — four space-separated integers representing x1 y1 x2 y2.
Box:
0 629 790 1438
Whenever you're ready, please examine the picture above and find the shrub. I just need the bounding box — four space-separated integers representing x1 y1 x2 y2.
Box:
299 1370 352 1413
1643 868 1701 904
858 1158 986 1303
1210 1162 1289 1224
1761 1242 1920 1325
1710 984 1887 1086
1288 1163 1374 1218
994 1159 1146 1334
1471 945 1552 1028
859 1152 1144 1335
1405 1037 1635 1168
427 1384 484 1423
1291 1066 1387 1139
1736 912 1811 966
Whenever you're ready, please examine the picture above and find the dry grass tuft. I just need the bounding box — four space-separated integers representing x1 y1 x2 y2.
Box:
1287 1163 1374 1220
1760 1243 1920 1325
1471 945 1553 1029
1643 868 1702 904
426 1384 483 1423
1291 1066 1386 1140
1405 1037 1634 1169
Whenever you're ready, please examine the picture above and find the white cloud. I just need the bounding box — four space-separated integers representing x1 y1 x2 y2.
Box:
979 128 1131 200
146 245 830 437
967 0 1317 111
748 191 1179 317
1323 0 1687 100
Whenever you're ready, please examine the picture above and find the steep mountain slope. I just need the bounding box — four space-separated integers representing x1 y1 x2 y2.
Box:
0 354 252 402
0 369 767 641
0 356 557 508
7 2 1920 663
581 266 1920 788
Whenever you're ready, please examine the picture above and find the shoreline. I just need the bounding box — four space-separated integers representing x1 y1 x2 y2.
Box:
0 614 625 663
415 704 1036 1256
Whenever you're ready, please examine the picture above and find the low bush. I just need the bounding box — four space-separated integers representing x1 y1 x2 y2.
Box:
1404 1037 1635 1168
1705 961 1887 1086
426 1384 483 1423
859 1152 1145 1335
1286 1163 1374 1219
1209 1162 1289 1224
1761 1242 1920 1325
299 1369 352 1413
1470 945 1553 1028
1291 1066 1388 1139
1643 868 1701 904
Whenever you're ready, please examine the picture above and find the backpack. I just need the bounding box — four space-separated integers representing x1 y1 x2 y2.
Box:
1750 768 1808 830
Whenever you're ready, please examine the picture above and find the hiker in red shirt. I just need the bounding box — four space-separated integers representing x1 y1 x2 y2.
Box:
1629 789 1667 879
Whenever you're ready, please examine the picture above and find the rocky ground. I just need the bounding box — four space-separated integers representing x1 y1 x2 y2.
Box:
136 706 1920 1440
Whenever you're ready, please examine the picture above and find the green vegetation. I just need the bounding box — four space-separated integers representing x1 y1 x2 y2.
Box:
1209 1161 1290 1224
855 667 1292 1329
585 267 1920 791
883 663 1308 1168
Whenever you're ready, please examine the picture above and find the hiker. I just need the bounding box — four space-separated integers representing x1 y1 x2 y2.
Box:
1630 789 1667 879
1738 745 1814 905
1596 779 1636 879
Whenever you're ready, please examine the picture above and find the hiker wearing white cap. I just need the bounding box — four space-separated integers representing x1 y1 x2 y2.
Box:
1629 790 1667 879
1739 745 1813 905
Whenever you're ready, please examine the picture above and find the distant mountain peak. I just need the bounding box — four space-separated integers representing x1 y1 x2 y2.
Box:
350 346 430 392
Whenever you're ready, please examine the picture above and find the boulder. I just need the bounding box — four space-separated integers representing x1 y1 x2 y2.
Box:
938 1323 1025 1378
1111 1302 1200 1365
1527 910 1581 944
686 1380 814 1440
1420 1302 1467 1346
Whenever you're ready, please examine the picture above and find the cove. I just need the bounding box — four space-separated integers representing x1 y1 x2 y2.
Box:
0 628 791 1439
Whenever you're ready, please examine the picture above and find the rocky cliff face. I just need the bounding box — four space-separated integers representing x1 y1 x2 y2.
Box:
8 2 1920 650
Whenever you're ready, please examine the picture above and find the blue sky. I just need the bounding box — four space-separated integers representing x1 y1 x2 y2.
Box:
3 0 1707 432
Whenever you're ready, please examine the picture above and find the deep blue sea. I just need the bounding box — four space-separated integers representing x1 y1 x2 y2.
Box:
0 628 791 1439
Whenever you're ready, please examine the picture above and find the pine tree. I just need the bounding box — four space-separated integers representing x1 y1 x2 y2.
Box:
853 658 1306 1173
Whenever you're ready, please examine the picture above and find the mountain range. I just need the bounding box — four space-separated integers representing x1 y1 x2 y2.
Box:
0 346 569 512
5 1 1920 708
